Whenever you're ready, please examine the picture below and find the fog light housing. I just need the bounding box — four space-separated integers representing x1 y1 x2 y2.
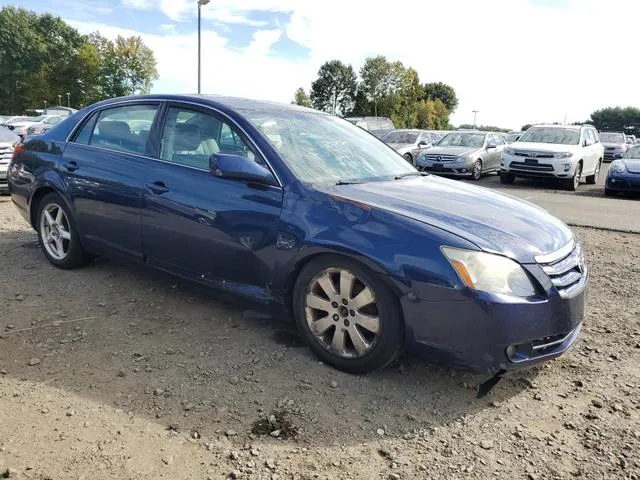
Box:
505 344 516 360
563 163 571 172
461 168 467 173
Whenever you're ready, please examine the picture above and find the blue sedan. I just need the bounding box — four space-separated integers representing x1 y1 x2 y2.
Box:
605 145 640 196
8 95 587 376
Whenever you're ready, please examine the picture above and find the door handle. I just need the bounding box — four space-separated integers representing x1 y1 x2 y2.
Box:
64 161 78 172
145 181 169 195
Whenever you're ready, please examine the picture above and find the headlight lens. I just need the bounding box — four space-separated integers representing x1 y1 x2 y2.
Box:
504 148 516 156
553 152 572 159
442 247 537 297
609 160 627 174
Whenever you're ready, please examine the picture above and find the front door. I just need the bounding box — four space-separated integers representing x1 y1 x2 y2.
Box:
61 102 160 259
141 104 284 288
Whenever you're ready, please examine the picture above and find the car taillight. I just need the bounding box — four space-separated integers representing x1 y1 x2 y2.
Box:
12 143 24 161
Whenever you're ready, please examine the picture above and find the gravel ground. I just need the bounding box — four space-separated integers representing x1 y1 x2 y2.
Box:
0 196 638 480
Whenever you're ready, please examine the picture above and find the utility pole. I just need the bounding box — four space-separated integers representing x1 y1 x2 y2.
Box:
58 94 62 106
472 110 479 130
197 0 210 94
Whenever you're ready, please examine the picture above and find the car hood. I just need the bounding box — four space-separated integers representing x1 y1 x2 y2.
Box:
388 143 415 151
622 159 640 173
508 142 581 153
424 146 480 156
318 175 573 263
8 122 37 128
602 142 626 149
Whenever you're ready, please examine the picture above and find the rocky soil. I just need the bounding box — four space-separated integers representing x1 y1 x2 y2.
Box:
0 197 638 479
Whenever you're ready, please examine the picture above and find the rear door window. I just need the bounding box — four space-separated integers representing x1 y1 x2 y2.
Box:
88 104 159 155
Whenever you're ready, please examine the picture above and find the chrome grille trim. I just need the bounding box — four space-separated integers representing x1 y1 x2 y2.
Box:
535 238 575 264
536 239 587 299
423 154 457 162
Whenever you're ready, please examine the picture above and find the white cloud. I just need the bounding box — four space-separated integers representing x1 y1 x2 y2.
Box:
70 0 640 129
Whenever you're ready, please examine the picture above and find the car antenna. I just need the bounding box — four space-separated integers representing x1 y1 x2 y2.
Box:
476 369 507 399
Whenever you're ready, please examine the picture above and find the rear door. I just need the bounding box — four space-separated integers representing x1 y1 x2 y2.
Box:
491 134 507 170
61 102 160 259
141 103 283 287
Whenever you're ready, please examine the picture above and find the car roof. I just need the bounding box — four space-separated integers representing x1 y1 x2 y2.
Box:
532 124 583 130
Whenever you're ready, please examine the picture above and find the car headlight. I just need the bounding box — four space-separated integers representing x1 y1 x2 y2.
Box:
553 152 572 159
504 148 516 156
609 160 627 174
442 247 537 297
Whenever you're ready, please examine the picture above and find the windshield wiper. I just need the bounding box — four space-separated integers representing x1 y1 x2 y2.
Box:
335 179 365 185
394 171 429 180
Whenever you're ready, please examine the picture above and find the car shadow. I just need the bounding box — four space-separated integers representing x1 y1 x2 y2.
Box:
0 227 535 446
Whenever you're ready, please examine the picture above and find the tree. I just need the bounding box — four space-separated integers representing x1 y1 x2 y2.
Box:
0 7 159 113
359 56 391 117
310 60 357 115
521 124 533 132
589 107 640 135
423 82 458 113
292 87 312 107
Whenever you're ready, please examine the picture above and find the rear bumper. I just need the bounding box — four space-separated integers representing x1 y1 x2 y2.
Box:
390 274 587 373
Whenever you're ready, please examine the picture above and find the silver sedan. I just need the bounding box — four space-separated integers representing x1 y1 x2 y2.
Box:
416 131 507 180
381 129 443 165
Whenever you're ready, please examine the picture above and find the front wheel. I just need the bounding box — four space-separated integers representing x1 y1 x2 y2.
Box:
293 256 403 374
500 172 515 184
564 163 582 191
37 192 90 269
586 161 601 185
403 153 413 165
471 160 482 181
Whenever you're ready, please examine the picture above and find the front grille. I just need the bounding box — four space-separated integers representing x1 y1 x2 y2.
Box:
422 154 457 162
537 241 586 299
509 161 554 172
0 146 13 163
513 150 554 159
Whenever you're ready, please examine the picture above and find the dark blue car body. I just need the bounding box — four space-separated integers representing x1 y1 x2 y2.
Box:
606 158 640 195
8 94 587 374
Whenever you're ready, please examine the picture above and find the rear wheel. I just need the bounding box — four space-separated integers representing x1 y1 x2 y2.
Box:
293 256 403 374
564 163 582 191
500 172 515 184
36 192 90 269
471 160 482 181
586 161 601 185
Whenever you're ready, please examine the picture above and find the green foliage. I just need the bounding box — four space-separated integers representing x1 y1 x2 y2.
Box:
292 87 312 107
423 82 458 113
0 6 158 113
521 124 533 132
310 60 357 115
459 124 511 133
589 107 640 134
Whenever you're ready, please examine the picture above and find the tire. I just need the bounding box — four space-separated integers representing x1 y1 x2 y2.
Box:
471 160 482 181
564 163 582 191
500 172 515 184
293 255 403 374
403 153 413 165
604 187 616 196
36 192 90 269
586 161 601 185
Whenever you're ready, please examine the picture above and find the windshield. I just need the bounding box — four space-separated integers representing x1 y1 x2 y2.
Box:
437 133 486 148
506 133 521 142
382 131 418 144
238 109 415 184
624 145 640 159
519 127 580 145
6 116 30 124
45 116 62 125
600 132 625 143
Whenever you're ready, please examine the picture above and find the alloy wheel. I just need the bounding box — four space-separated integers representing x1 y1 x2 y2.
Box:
39 203 71 260
594 162 600 182
574 164 582 189
472 160 482 180
304 267 380 359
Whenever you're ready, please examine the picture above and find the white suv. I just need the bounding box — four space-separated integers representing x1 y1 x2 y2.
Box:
499 124 604 191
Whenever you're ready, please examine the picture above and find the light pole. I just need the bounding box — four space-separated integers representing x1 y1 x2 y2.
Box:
472 110 479 130
66 92 71 108
197 0 210 94
58 94 62 106
43 100 47 114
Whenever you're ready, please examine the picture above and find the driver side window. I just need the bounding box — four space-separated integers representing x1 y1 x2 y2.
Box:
159 107 257 170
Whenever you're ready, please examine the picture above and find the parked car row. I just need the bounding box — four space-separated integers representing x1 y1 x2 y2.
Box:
0 114 65 139
0 126 21 193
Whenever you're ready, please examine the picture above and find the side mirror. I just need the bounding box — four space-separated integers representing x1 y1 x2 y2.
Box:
417 141 430 148
209 153 278 186
486 143 497 149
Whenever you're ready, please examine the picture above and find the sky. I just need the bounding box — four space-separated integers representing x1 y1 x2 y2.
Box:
2 0 637 129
